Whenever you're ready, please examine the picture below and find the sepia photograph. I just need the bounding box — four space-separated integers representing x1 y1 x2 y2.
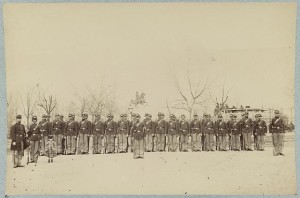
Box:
3 2 297 195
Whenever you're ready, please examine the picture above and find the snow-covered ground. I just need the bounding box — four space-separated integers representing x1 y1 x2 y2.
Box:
6 133 297 195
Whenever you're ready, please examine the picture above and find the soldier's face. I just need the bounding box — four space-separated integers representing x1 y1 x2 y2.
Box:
32 120 37 124
275 113 280 118
16 118 21 123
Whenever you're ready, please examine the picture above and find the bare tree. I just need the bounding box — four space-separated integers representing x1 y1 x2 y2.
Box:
38 94 57 117
19 85 39 129
210 82 232 116
7 94 19 137
170 67 213 119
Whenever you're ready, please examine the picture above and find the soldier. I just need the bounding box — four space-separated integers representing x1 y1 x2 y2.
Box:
117 114 130 153
240 113 245 150
10 115 26 168
144 113 155 152
39 114 51 156
129 113 137 153
254 114 267 151
60 115 67 155
167 114 179 152
132 114 145 159
190 113 202 151
52 114 64 155
179 114 190 152
269 110 285 156
123 114 132 153
155 113 168 152
78 113 92 154
201 113 208 151
92 114 105 154
215 114 229 151
230 114 242 151
65 114 79 155
241 112 254 151
203 114 216 151
227 114 234 150
27 116 40 163
104 114 117 153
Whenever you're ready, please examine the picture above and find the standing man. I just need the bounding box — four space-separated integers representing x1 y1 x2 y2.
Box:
124 114 132 153
10 115 26 168
215 114 229 151
179 114 190 152
269 110 285 156
92 114 105 154
78 113 92 154
104 114 117 154
117 114 130 153
132 114 145 159
190 113 202 152
167 114 179 152
52 114 64 155
27 116 40 163
254 114 267 151
144 114 155 152
39 114 51 156
201 113 208 151
230 114 242 151
65 114 79 155
129 113 137 153
60 115 66 155
203 114 216 151
241 112 254 151
155 113 168 152
227 114 234 150
240 113 245 150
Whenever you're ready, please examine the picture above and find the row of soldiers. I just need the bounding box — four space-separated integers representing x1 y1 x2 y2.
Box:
10 110 285 167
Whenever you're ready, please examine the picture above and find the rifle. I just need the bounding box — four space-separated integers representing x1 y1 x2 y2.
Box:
114 135 119 153
27 146 30 165
89 135 94 155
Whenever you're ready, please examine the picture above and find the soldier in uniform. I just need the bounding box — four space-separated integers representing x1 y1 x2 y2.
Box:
201 113 208 151
190 113 202 151
240 113 245 150
92 114 105 154
117 114 130 153
10 115 26 168
203 114 216 151
179 114 190 152
27 116 40 163
60 115 66 155
241 112 253 151
65 114 79 155
215 114 229 151
227 114 234 150
104 114 117 153
52 114 64 155
132 114 145 159
230 114 242 151
78 113 92 154
167 114 179 152
129 113 137 153
144 113 155 152
269 110 285 156
156 113 168 152
39 114 51 156
254 114 267 151
123 114 132 153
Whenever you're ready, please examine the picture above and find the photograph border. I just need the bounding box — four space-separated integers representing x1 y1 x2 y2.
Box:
0 0 299 197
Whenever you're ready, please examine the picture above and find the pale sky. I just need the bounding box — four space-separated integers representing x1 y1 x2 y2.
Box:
3 3 296 118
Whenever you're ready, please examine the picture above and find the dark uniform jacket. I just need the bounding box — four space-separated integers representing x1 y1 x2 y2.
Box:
254 119 267 135
156 119 168 134
216 120 229 136
65 120 79 136
203 120 215 134
78 120 92 135
144 119 155 134
179 120 190 135
117 120 130 135
52 120 64 135
28 123 40 141
10 122 26 151
269 117 285 133
190 119 201 134
241 117 253 133
227 120 233 132
39 120 51 136
230 121 242 135
104 119 117 135
92 120 105 136
132 121 145 140
168 120 179 135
